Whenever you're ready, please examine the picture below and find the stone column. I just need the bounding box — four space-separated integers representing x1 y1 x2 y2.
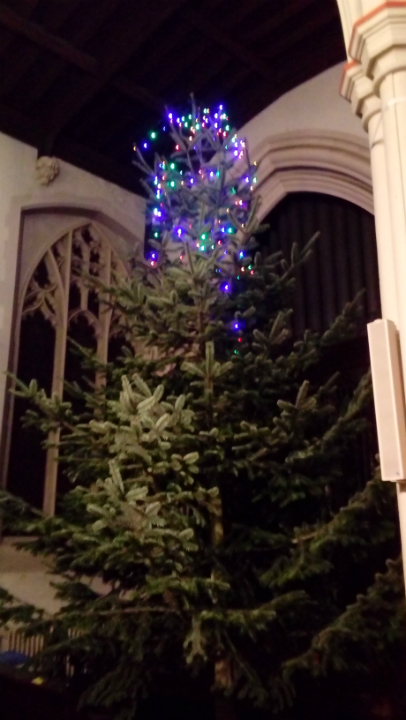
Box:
340 2 406 586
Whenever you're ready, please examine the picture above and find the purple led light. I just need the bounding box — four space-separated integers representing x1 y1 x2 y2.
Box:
143 142 148 149
234 322 239 330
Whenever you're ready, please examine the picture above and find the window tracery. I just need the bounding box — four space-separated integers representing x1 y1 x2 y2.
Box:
9 222 127 515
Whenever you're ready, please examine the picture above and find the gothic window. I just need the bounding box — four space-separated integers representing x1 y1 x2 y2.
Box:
6 223 127 516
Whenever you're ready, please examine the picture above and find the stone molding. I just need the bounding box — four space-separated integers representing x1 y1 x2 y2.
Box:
253 129 373 217
340 61 380 130
349 2 406 86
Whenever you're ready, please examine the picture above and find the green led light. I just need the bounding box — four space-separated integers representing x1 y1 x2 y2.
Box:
170 181 175 188
227 227 234 234
182 116 185 121
184 122 188 128
196 123 200 130
201 233 207 240
248 265 252 270
237 275 240 279
225 125 230 131
188 114 192 119
150 131 157 139
201 246 205 251
170 163 175 170
154 232 159 238
234 350 238 354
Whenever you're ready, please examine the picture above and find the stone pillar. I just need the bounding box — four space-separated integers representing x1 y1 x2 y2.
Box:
340 1 406 587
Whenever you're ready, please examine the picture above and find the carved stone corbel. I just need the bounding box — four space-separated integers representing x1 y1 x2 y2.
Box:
35 156 60 186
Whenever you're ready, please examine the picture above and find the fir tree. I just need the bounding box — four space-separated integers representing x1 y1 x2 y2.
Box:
0 100 404 720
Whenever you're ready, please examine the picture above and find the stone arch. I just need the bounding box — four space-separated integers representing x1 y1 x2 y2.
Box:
3 211 131 516
252 129 373 219
17 205 139 306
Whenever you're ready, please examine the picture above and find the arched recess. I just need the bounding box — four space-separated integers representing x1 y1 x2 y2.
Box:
252 130 373 219
3 217 129 516
259 191 380 336
258 190 380 489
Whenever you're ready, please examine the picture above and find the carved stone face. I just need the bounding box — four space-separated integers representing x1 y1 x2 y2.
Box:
35 156 60 186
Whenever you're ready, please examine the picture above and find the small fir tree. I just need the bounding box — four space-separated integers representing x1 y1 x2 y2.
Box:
0 100 404 720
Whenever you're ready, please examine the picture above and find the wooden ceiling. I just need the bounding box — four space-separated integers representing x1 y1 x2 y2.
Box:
0 0 346 194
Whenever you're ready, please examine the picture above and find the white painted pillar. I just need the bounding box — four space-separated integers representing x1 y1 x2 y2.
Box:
339 1 406 586
342 64 398 319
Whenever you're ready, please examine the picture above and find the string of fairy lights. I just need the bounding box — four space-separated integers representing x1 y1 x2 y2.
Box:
133 102 258 286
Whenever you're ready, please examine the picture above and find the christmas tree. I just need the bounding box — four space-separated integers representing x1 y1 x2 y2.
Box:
0 100 404 720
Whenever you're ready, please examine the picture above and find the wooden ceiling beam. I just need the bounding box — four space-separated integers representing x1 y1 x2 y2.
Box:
0 0 39 58
245 0 318 42
261 5 340 62
40 0 190 138
179 0 330 102
218 13 343 126
0 3 97 73
183 7 271 81
0 2 164 118
82 0 234 156
237 22 344 125
111 76 165 113
97 2 339 161
0 0 83 99
130 21 190 81
160 1 314 111
13 0 118 109
182 48 235 103
188 2 339 110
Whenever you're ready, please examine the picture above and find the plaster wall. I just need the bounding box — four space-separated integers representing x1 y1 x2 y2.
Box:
238 64 372 218
0 131 145 434
239 65 365 153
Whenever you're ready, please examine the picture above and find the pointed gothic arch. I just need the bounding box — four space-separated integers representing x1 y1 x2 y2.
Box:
252 130 373 220
4 220 128 516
